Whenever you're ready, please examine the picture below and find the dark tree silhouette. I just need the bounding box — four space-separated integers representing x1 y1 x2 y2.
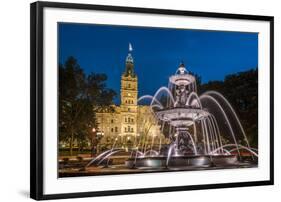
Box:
198 68 258 148
59 56 116 156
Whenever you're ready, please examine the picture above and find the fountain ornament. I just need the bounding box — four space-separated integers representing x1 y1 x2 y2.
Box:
88 62 258 170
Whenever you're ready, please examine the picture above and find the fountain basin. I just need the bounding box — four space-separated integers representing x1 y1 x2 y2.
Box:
211 155 238 165
125 155 238 169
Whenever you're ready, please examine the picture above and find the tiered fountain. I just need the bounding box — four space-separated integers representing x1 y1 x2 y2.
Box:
125 62 257 169
87 62 258 170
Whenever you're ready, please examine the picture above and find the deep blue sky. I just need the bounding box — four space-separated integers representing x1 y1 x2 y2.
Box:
59 23 258 104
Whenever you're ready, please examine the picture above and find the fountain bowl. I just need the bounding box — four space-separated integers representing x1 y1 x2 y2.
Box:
155 107 210 127
125 155 238 169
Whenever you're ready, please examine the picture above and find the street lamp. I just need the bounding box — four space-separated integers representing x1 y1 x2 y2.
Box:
91 128 96 157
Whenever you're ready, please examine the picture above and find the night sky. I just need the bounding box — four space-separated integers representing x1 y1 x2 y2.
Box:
58 23 258 104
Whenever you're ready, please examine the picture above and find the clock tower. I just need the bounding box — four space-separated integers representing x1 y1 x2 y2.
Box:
120 43 138 146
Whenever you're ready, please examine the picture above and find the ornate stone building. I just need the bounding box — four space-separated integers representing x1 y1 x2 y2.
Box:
96 45 165 150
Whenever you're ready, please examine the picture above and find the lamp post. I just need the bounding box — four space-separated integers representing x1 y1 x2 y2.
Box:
91 128 96 157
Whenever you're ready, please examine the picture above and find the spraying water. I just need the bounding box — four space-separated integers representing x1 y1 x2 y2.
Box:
87 62 258 169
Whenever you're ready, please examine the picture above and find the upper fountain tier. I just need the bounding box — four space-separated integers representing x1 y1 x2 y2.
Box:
169 63 196 87
153 62 206 127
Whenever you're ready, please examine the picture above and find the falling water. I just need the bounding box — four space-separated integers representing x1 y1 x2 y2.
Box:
200 94 241 157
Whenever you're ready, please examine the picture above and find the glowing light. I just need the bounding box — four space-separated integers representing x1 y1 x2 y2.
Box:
129 43 133 52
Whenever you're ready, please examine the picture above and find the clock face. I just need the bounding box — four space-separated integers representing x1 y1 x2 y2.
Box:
128 93 131 96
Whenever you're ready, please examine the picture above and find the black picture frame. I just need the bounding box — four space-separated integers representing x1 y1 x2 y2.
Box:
30 1 274 200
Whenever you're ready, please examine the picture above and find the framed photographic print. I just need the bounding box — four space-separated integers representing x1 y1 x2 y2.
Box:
30 1 274 200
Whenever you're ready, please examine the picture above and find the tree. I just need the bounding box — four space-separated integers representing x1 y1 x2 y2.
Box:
197 68 258 147
59 56 116 156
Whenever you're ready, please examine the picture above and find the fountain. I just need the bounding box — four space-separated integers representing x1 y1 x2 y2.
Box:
87 62 258 171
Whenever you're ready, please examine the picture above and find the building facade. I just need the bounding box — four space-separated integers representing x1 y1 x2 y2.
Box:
96 46 165 150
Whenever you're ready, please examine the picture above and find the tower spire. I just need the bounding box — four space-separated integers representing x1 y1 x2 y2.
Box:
129 42 133 52
124 43 135 77
126 43 134 64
